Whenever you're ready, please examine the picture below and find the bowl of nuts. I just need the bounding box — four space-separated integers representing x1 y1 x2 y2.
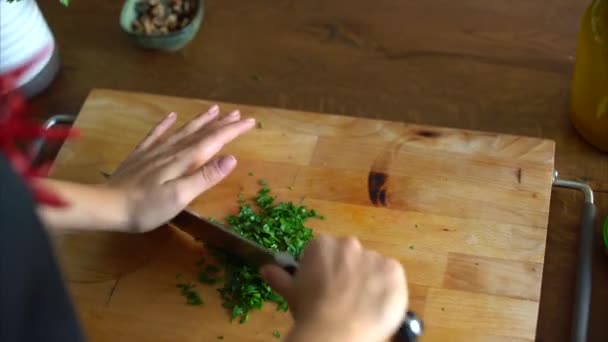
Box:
120 0 203 51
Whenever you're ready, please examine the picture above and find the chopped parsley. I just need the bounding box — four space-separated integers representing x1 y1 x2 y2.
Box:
196 260 223 285
204 182 321 323
177 181 323 324
177 282 203 305
208 218 222 225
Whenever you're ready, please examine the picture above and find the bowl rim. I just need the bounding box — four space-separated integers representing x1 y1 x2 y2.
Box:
119 0 203 38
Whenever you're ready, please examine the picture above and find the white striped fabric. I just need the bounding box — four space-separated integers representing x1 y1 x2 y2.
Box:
0 0 55 89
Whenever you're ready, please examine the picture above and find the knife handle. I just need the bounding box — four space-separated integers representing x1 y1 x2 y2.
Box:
275 255 423 342
391 311 423 342
283 265 297 276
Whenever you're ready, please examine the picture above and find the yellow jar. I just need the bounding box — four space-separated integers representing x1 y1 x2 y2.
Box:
571 0 608 151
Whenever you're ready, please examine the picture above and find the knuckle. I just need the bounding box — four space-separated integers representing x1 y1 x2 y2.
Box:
197 141 218 161
385 259 406 283
365 250 381 260
171 184 190 206
384 258 403 274
313 234 333 251
317 233 332 245
200 164 220 184
342 236 361 251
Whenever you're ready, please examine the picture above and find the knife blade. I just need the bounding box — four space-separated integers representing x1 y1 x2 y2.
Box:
172 208 299 274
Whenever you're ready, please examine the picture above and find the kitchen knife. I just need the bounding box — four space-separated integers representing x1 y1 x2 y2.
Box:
174 209 423 342
100 171 422 341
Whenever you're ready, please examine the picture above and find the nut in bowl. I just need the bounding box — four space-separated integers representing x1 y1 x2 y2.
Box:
120 0 204 51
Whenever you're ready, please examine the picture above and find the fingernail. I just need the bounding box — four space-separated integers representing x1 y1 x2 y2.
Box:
168 112 177 119
209 105 219 114
246 118 255 124
229 110 240 117
218 155 237 173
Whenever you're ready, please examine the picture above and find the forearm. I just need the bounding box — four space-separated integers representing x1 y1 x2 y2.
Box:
36 179 131 233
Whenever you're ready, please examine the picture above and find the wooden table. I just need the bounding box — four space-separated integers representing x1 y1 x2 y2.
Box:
32 1 608 341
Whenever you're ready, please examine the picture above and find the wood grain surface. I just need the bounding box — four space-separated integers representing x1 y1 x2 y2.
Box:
49 88 556 341
31 1 608 341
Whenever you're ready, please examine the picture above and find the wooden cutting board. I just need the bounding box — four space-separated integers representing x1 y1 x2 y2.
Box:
49 88 555 342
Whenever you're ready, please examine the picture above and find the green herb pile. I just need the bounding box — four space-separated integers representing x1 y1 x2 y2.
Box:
178 179 322 326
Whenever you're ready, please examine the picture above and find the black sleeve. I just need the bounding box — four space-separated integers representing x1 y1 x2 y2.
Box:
0 155 85 342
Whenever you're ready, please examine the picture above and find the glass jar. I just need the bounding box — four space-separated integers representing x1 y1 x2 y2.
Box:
570 0 608 152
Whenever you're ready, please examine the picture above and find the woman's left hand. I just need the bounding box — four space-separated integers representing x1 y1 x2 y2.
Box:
107 106 255 232
38 105 255 233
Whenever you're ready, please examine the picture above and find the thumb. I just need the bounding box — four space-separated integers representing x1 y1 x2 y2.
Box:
165 155 237 206
260 264 294 302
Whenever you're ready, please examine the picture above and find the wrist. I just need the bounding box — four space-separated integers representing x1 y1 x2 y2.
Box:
37 179 132 233
95 184 133 232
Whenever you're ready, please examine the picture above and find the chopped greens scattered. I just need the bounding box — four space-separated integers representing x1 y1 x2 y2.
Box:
217 336 224 340
197 261 223 285
205 265 221 274
209 218 222 225
198 272 223 285
177 282 192 295
186 292 203 305
256 121 263 129
196 257 206 266
273 330 281 339
409 245 415 250
177 282 203 305
248 171 255 176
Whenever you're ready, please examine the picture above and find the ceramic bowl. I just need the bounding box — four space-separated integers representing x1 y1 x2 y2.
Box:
119 0 204 51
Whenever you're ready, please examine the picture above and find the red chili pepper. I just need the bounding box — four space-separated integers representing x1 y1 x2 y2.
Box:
1 45 79 207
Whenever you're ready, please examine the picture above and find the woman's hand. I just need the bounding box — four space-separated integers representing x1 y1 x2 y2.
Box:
106 106 254 232
260 235 409 342
38 106 255 233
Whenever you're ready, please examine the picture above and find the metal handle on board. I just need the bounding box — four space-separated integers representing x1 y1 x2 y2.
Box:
552 170 596 342
31 114 76 165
